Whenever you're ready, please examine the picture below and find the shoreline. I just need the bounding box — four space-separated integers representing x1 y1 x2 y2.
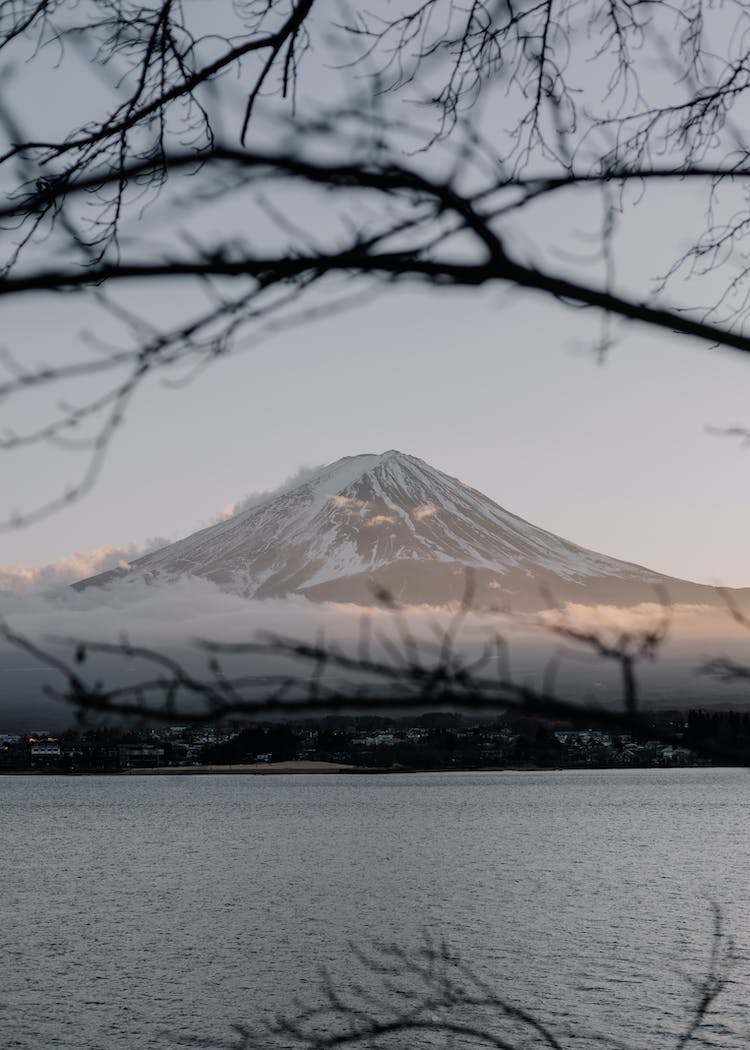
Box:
0 760 710 776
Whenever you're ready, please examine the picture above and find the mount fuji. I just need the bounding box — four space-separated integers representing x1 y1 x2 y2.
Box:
74 451 737 610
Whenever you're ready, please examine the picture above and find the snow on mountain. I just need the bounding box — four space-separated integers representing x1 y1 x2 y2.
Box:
74 451 726 609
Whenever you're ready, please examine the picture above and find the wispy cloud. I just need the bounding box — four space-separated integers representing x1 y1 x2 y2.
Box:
329 494 365 511
365 514 397 527
0 540 168 595
537 601 711 633
229 464 324 518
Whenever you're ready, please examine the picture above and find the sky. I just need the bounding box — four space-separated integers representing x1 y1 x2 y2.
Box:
5 278 750 588
3 2 750 732
3 1 750 592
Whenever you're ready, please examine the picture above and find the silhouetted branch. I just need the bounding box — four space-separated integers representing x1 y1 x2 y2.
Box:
187 909 736 1050
674 905 736 1050
4 3 750 522
541 587 671 717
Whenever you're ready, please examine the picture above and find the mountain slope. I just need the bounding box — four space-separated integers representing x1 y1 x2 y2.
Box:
74 451 733 609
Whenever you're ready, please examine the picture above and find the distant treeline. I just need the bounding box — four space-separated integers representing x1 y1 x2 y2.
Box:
685 710 750 764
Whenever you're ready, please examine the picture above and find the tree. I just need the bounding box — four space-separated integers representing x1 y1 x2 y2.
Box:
2 6 750 1045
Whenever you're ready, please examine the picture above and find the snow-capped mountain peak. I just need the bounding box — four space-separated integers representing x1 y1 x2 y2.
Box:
74 451 715 609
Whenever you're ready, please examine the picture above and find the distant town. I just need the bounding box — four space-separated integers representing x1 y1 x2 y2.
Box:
1 709 748 772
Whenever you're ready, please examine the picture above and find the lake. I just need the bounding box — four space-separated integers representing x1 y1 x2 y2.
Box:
2 769 748 1050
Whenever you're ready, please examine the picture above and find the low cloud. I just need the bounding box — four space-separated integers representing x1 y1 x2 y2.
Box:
0 539 169 596
0 577 546 728
537 601 713 634
3 577 750 730
414 504 437 521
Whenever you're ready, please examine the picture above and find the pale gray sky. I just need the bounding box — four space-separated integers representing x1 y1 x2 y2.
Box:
4 278 750 587
3 1 750 588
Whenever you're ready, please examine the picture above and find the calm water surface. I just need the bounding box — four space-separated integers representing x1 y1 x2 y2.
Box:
2 769 749 1050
